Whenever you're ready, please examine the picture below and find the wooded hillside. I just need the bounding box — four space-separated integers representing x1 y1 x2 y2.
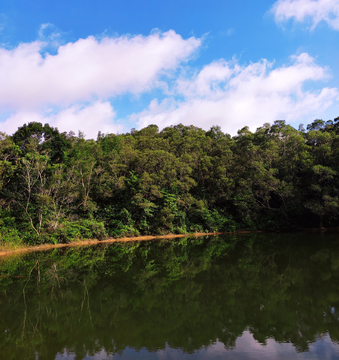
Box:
1 118 339 244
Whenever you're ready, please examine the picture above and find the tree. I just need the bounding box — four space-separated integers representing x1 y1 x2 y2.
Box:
16 140 49 236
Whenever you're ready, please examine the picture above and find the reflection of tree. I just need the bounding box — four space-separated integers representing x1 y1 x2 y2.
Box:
0 233 339 359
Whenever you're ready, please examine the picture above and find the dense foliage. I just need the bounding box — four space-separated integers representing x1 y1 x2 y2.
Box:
0 234 339 358
1 118 339 244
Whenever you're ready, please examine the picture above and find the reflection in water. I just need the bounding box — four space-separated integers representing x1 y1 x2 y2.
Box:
1 233 339 359
54 332 339 360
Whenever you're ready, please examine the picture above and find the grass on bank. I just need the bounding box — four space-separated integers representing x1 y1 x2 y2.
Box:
0 229 25 252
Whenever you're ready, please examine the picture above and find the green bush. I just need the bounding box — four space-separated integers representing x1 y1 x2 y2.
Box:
54 219 107 243
0 228 23 249
0 209 18 230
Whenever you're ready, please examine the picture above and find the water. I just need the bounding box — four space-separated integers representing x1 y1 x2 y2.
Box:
1 233 339 359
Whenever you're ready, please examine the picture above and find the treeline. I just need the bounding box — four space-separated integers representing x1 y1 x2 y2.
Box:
0 118 339 244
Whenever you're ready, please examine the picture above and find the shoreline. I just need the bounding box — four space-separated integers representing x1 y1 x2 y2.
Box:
0 232 226 257
1 226 338 258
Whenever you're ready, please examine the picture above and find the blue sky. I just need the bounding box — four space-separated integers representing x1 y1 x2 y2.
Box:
1 0 339 137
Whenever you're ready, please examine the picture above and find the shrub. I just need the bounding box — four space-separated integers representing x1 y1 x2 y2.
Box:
54 219 107 243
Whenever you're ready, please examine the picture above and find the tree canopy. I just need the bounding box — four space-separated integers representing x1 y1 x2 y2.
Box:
1 118 339 245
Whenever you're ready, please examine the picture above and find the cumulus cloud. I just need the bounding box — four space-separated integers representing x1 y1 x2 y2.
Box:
1 101 122 138
135 53 339 135
272 0 339 30
0 30 200 110
1 26 337 138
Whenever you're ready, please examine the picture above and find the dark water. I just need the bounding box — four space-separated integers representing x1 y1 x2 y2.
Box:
1 233 339 360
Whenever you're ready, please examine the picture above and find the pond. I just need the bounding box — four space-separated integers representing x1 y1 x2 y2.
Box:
0 233 339 359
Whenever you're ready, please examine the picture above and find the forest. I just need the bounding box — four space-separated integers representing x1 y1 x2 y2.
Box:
0 118 339 245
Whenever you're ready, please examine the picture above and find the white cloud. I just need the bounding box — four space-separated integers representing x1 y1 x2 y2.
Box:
37 23 63 49
1 101 122 138
272 0 339 30
0 30 200 110
1 26 337 138
135 53 339 135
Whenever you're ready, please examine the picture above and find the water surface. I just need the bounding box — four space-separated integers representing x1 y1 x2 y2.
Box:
1 233 339 359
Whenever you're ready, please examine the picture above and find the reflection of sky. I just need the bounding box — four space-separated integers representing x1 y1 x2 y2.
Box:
54 331 339 360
